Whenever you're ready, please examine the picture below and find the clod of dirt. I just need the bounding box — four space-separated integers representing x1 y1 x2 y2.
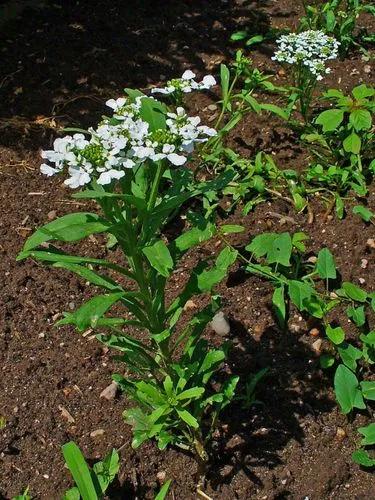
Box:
99 381 118 400
210 311 230 335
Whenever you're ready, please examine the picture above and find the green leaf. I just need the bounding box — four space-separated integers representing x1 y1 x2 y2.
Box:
352 449 375 468
63 488 81 500
353 205 374 223
334 364 365 414
326 325 345 345
288 280 323 318
260 103 289 120
53 263 123 291
360 381 375 401
267 233 292 266
338 343 363 371
320 354 335 369
245 34 264 47
220 224 245 234
62 442 99 500
358 423 375 446
292 232 308 253
57 292 124 331
230 30 248 41
347 305 366 327
154 479 172 500
21 213 109 252
220 64 230 101
272 285 286 328
316 248 337 280
349 109 372 131
139 97 166 132
352 84 375 100
176 387 205 400
173 222 216 253
142 240 174 278
342 282 368 302
176 409 199 429
92 449 120 494
315 109 344 132
343 132 361 154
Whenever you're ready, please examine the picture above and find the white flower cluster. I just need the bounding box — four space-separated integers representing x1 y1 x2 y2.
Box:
151 70 216 96
272 30 340 80
41 96 216 188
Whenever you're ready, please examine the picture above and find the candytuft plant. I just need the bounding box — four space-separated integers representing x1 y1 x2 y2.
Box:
272 30 340 120
18 87 239 482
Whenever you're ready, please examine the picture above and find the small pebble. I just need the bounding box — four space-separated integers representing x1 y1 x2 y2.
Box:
312 339 322 354
361 259 368 269
100 381 118 401
90 429 105 438
366 238 375 249
210 311 230 335
156 471 166 482
183 299 197 311
336 427 346 439
309 328 319 337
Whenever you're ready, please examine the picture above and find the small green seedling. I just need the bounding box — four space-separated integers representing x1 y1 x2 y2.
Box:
62 441 119 500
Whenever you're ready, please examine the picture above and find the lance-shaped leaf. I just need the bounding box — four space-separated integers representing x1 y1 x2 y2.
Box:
143 240 174 278
57 292 125 331
62 442 99 500
21 213 110 253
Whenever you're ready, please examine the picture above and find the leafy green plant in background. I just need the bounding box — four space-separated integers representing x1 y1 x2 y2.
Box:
241 232 337 328
201 149 308 216
304 83 375 215
18 86 239 481
299 0 375 56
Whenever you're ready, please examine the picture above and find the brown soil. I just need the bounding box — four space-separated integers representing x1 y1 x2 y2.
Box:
0 1 374 499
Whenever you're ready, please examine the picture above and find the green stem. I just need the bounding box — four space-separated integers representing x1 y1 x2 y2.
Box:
147 161 165 211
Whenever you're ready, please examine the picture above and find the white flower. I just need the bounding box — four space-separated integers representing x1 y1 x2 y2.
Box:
181 70 196 80
40 92 216 187
97 169 125 185
40 163 60 176
151 71 216 96
273 30 339 79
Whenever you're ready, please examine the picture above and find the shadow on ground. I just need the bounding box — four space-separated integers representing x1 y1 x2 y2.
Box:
0 0 270 151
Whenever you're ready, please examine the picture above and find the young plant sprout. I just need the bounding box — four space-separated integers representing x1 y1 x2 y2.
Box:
151 70 216 104
272 30 340 120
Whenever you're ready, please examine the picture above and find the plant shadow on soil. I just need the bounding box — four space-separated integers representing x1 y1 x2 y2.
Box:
0 0 271 152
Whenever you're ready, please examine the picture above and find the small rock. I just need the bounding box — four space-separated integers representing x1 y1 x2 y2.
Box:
156 471 166 482
359 278 366 285
68 302 75 310
361 258 368 269
364 65 371 74
336 427 346 439
100 381 118 401
210 311 230 335
366 238 375 249
309 328 320 337
58 405 75 424
47 210 57 220
207 104 218 111
312 338 322 354
90 428 105 438
307 256 317 264
183 299 197 311
330 292 338 299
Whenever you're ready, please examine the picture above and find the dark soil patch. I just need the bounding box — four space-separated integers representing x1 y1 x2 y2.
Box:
0 1 374 499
